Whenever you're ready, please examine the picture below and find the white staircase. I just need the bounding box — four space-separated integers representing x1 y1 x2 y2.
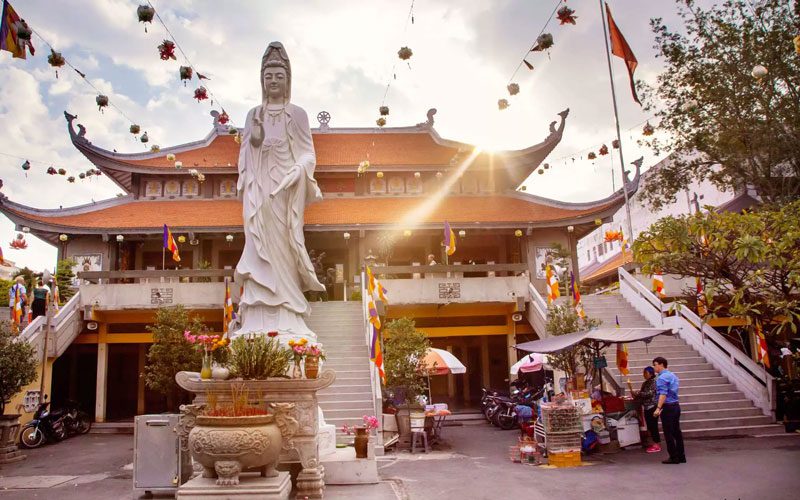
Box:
17 292 83 360
306 301 378 443
580 279 782 438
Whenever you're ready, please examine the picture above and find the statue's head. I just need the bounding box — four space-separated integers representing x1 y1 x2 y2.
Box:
261 42 291 105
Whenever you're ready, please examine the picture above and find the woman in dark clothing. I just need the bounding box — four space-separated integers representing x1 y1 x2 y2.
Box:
629 366 661 452
31 279 49 319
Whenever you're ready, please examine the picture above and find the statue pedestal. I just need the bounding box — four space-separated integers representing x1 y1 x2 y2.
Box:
176 370 336 499
0 415 25 465
176 471 291 499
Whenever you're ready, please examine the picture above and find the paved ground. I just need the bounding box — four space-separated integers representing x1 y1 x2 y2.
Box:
1 424 798 499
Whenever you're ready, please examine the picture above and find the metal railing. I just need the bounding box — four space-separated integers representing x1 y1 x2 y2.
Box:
618 267 775 417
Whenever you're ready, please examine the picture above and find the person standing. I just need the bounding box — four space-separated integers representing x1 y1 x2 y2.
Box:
8 276 27 324
628 366 661 452
31 279 50 320
653 356 685 464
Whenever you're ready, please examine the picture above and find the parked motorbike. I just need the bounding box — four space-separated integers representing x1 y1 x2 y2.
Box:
19 397 90 449
492 385 546 431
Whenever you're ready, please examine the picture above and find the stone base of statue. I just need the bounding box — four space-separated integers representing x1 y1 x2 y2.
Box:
0 415 25 464
176 370 336 499
176 471 291 499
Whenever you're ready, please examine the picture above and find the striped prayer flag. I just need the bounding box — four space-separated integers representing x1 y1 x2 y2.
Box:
223 278 233 335
366 266 376 297
368 299 381 330
443 221 456 256
695 277 708 317
615 315 629 375
370 325 385 384
163 224 180 262
652 273 665 298
1 1 34 59
546 264 560 304
570 271 585 319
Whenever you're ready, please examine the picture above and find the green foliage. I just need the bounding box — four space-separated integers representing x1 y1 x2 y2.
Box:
349 290 363 301
144 306 203 404
0 279 12 307
193 260 213 283
228 335 292 379
633 201 800 337
545 304 601 379
0 322 38 414
383 318 431 405
639 0 800 209
55 259 76 304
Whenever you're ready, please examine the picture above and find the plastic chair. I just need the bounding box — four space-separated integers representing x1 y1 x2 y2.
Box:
410 419 430 453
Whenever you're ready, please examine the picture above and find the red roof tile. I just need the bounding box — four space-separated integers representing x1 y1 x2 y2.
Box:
123 132 461 169
5 196 618 231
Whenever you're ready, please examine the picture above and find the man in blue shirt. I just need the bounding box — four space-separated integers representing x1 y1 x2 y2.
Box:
653 356 686 464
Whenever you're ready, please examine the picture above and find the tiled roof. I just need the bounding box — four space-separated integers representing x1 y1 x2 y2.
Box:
122 132 461 169
4 196 619 231
580 250 634 284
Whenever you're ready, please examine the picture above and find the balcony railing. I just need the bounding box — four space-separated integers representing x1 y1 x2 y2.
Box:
371 263 528 279
78 269 235 284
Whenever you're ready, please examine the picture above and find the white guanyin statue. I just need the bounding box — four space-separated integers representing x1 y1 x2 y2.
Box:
232 41 325 342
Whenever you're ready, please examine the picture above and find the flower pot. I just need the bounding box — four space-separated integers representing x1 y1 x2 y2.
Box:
188 414 282 486
305 356 320 379
354 427 370 458
211 365 230 380
200 354 212 380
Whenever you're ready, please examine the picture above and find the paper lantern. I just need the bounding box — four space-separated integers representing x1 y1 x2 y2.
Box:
166 153 176 161
47 49 65 78
376 117 386 127
376 172 384 179
178 235 186 243
498 99 509 110
225 234 234 243
543 163 550 170
140 132 149 144
130 124 141 135
180 66 193 86
514 229 523 237
612 139 620 149
137 5 155 32
532 33 554 52
59 234 68 242
599 144 609 156
21 160 30 171
158 40 176 61
194 86 208 102
116 235 124 242
150 145 160 152
588 152 597 160
96 94 109 112
67 176 76 183
217 110 230 125
58 168 66 175
398 46 413 61
79 173 86 180
47 167 57 175
507 83 520 96
379 106 389 116
537 169 544 175
414 172 421 178
175 161 183 169
557 6 577 25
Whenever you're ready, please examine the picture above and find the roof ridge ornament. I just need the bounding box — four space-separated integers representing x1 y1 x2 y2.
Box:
317 111 331 132
64 111 90 145
416 108 436 128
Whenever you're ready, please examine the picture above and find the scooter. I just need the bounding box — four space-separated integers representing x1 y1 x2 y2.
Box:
19 396 67 449
61 399 92 436
492 385 546 430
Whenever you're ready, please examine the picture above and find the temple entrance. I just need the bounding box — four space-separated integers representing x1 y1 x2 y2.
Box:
51 344 98 419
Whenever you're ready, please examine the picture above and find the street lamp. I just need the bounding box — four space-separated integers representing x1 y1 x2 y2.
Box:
116 234 124 242
458 229 466 238
343 232 351 241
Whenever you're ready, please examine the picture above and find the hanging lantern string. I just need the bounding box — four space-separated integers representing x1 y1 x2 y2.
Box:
380 0 416 106
506 0 563 84
29 30 141 127
540 115 659 166
146 0 235 127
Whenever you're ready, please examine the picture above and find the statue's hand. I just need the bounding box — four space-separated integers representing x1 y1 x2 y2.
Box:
269 165 302 198
250 110 264 147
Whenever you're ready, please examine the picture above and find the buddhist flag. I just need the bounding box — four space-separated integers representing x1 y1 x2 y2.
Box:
443 221 456 256
163 224 180 262
546 264 560 304
652 272 665 298
376 279 388 304
368 299 381 330
370 325 385 384
756 321 770 369
570 271 585 319
615 315 629 375
366 266 376 297
1 1 34 59
695 277 708 317
605 2 641 106
223 278 234 335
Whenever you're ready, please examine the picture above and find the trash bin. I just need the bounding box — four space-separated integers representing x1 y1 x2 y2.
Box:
133 414 189 497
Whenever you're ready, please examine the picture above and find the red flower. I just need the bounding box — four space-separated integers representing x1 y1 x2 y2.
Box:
268 331 278 338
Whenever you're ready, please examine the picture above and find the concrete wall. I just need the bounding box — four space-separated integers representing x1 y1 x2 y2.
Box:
379 275 529 305
64 236 111 273
80 282 241 311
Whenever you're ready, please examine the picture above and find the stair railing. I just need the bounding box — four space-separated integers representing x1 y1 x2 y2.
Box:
361 271 384 450
50 292 82 357
618 267 775 418
527 282 549 338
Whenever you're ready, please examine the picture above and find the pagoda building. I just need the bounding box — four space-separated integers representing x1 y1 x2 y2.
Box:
0 107 640 421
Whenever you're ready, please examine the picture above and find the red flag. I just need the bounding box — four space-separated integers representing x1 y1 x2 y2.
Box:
605 3 641 105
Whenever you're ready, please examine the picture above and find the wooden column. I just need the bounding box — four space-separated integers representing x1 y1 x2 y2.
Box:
95 342 108 423
480 335 490 389
136 343 147 415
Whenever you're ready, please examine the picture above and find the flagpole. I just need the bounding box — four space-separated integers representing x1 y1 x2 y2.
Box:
598 0 635 243
162 247 166 271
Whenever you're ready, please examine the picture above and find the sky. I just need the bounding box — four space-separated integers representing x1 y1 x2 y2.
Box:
0 0 712 271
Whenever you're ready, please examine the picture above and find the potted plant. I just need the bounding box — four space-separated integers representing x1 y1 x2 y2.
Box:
227 335 292 380
382 318 431 444
183 330 229 380
545 304 600 391
303 343 326 379
342 415 380 459
0 322 38 464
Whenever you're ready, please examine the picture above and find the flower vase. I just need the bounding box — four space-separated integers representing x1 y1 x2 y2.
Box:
354 427 370 458
292 360 303 379
305 356 320 379
200 354 213 380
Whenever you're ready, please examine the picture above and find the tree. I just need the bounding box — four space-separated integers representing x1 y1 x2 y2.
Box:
383 318 431 405
55 259 77 303
632 201 800 337
545 304 601 382
144 306 204 410
639 0 800 209
0 322 38 414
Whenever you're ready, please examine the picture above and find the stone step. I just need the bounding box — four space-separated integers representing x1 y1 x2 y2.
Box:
680 391 745 403
611 368 719 379
625 345 695 354
318 392 374 403
679 399 755 412
679 407 764 420
676 376 729 387
660 415 774 430
318 399 376 410
319 384 373 394
679 383 736 395
681 424 784 439
324 409 378 419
